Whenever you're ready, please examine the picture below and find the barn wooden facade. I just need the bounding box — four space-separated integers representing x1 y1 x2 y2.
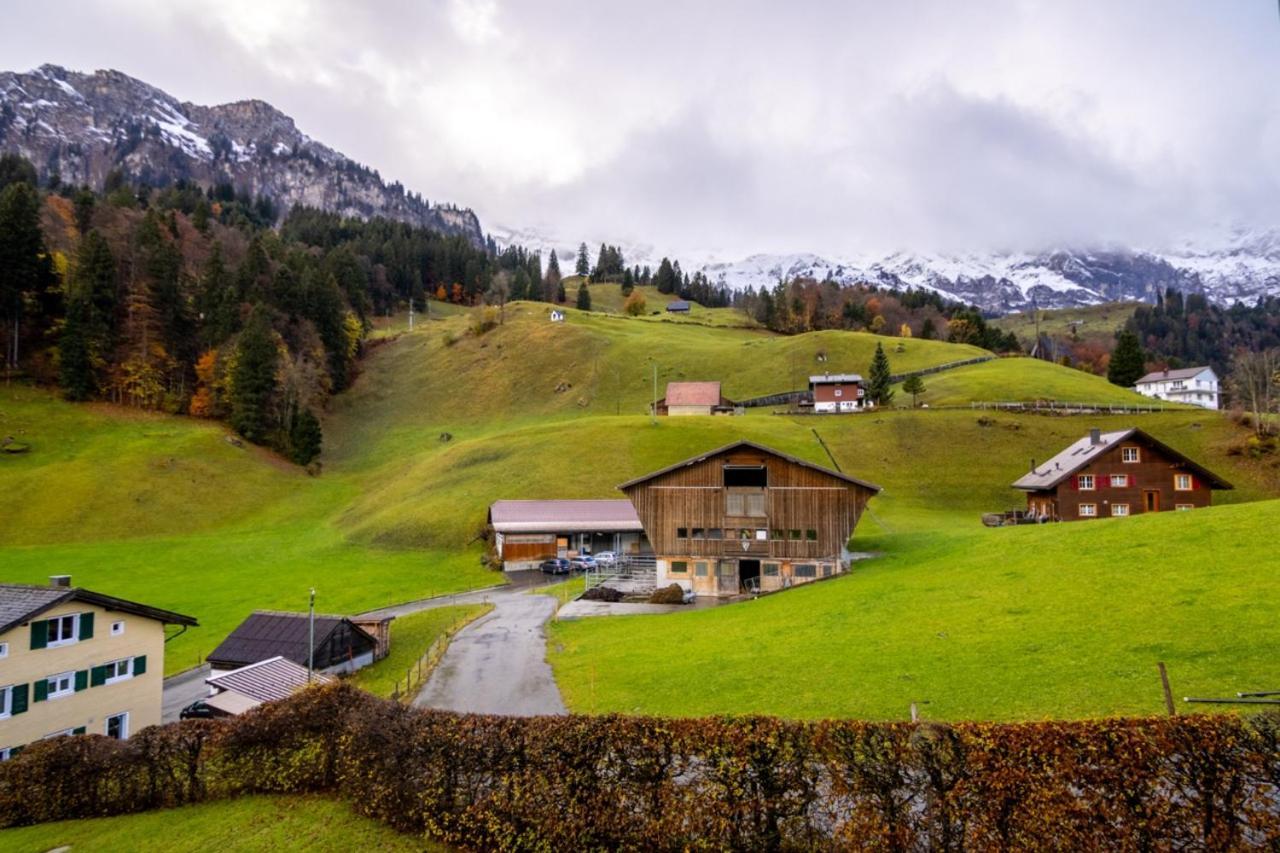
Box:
619 440 881 597
1012 428 1232 521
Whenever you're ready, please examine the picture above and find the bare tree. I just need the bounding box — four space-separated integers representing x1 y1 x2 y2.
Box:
1229 347 1280 437
486 271 512 325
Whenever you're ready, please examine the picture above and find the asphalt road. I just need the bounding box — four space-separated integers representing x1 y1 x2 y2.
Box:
161 664 210 723
413 589 567 716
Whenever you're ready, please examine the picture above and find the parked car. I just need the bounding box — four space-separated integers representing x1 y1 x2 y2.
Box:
569 555 597 571
179 699 217 720
593 551 619 567
539 558 571 575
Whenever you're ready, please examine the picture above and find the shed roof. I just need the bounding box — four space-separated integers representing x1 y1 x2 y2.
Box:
666 300 691 311
206 611 375 669
488 499 643 533
0 583 198 636
1136 366 1214 384
809 374 863 384
206 656 333 704
203 689 263 716
664 381 723 407
618 439 883 492
1012 428 1233 491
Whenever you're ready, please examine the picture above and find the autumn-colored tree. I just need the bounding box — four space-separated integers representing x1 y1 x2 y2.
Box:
189 349 219 417
623 290 647 316
899 323 913 338
870 315 887 334
451 283 464 304
435 284 447 302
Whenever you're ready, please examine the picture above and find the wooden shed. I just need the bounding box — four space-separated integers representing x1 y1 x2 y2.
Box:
618 440 881 597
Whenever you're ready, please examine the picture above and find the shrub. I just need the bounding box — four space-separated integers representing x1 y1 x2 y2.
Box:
469 306 499 336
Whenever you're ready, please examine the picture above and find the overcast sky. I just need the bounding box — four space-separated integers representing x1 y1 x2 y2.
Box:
3 1 1279 259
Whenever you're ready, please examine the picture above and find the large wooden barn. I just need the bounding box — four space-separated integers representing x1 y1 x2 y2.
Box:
619 440 881 597
1012 428 1232 521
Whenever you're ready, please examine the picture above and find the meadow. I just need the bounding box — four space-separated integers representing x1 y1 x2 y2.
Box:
2 297 1276 720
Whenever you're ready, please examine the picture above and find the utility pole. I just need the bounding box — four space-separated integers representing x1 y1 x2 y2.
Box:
307 588 316 683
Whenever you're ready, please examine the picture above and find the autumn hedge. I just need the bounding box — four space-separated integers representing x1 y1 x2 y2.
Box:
1 684 1278 850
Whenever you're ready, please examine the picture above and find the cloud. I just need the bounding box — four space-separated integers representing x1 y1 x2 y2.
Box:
3 0 1279 258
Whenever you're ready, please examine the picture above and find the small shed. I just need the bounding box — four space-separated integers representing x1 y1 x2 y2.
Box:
653 381 737 416
207 611 379 675
666 300 691 313
549 310 565 323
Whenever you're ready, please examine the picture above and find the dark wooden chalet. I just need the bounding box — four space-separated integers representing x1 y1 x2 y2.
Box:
618 440 881 597
1012 428 1232 521
207 611 379 675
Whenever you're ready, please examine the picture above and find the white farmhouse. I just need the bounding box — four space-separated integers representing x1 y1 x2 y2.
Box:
1133 366 1219 410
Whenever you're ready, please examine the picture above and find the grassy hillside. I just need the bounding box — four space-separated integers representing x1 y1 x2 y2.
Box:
992 301 1140 343
894 357 1171 407
0 794 433 851
565 278 757 327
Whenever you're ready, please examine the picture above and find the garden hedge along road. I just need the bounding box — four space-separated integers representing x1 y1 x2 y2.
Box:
413 590 567 716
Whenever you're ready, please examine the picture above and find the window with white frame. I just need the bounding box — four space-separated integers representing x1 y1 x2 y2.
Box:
1176 504 1194 511
834 389 843 397
46 672 74 700
1174 474 1193 491
105 712 129 740
1121 447 1140 463
46 614 80 647
1077 474 1095 490
111 621 124 636
0 685 12 719
1079 503 1097 517
0 642 7 659
103 659 133 684
1110 474 1129 487
1111 504 1130 517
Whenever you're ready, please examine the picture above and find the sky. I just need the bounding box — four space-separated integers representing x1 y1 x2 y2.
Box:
3 0 1279 260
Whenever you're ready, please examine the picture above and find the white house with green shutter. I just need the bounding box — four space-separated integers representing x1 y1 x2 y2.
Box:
0 578 197 758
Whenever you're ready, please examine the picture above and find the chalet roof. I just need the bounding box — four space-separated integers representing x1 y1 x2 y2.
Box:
809 374 863 385
488 500 643 533
206 611 375 669
0 583 198 636
618 439 883 493
1012 428 1233 492
206 656 333 704
664 381 723 407
1136 366 1214 384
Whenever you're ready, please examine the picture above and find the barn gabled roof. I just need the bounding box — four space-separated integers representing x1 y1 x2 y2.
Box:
0 584 198 636
206 611 376 669
1012 428 1233 492
618 440 882 492
488 499 644 533
663 381 724 407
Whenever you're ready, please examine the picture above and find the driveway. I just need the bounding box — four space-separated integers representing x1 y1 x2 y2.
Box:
161 664 210 723
413 588 567 716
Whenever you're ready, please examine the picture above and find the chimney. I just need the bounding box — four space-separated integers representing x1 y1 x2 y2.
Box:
1089 428 1102 446
49 575 71 588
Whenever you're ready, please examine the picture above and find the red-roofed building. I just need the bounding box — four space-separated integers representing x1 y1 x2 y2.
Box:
653 381 737 416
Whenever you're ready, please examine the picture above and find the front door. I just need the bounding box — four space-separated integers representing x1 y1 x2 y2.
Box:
1144 490 1160 513
739 559 761 593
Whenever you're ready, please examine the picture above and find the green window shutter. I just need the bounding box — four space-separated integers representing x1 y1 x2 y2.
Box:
78 612 94 641
9 746 21 757
33 680 48 703
30 620 48 650
132 655 147 676
10 684 28 715
74 670 88 692
90 665 108 687
72 726 86 736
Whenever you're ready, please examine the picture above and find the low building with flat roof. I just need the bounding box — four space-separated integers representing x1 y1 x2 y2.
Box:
488 499 649 570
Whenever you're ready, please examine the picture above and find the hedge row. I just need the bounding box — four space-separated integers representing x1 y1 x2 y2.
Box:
2 684 1278 850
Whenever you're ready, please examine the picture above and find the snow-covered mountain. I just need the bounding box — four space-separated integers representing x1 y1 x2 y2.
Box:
0 64 483 244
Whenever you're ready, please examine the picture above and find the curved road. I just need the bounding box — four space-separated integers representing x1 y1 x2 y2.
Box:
413 589 566 715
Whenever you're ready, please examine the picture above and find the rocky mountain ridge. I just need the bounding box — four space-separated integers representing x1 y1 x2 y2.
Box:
0 64 483 244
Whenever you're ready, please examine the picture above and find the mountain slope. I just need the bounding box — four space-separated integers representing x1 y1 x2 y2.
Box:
0 64 483 243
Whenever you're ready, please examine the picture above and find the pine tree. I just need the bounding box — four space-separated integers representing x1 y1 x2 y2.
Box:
902 373 925 407
576 281 592 311
1108 329 1147 388
867 343 894 406
543 250 562 302
0 181 53 379
289 406 323 465
59 297 94 400
73 189 96 235
574 242 590 277
230 307 279 443
920 316 937 340
556 280 567 304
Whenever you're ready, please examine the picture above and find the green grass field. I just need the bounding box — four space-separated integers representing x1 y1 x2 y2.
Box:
2 300 1277 721
0 794 433 851
350 604 492 698
893 357 1171 407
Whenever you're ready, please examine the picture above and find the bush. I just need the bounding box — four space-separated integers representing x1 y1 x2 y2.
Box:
469 306 499 336
648 584 687 604
2 684 1278 850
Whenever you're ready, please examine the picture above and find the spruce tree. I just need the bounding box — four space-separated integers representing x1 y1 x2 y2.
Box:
556 281 567 304
576 281 592 311
59 298 94 400
1108 329 1147 387
230 307 279 443
289 406 323 465
902 373 925 407
0 181 51 377
867 342 894 406
574 242 590 277
543 250 562 302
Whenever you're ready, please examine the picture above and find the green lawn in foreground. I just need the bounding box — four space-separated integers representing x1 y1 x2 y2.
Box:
549 498 1280 721
350 603 493 698
0 794 433 852
892 357 1166 408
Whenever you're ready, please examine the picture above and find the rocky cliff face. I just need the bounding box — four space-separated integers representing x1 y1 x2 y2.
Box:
0 64 484 245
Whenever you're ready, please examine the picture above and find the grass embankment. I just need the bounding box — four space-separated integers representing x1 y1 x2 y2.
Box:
550 497 1280 721
535 575 587 608
894 357 1171 408
350 604 493 698
0 794 434 851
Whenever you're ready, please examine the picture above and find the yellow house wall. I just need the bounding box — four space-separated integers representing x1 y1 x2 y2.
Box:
666 405 714 417
0 601 168 751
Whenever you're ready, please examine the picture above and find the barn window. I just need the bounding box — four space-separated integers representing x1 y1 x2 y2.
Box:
707 528 724 540
794 564 817 578
805 529 817 541
763 563 780 576
771 529 785 540
716 562 736 578
1174 474 1193 491
723 465 767 488
691 528 705 540
725 493 745 515
676 527 688 539
745 493 766 516
738 528 752 540
1122 447 1140 463
670 561 688 574
788 529 801 540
